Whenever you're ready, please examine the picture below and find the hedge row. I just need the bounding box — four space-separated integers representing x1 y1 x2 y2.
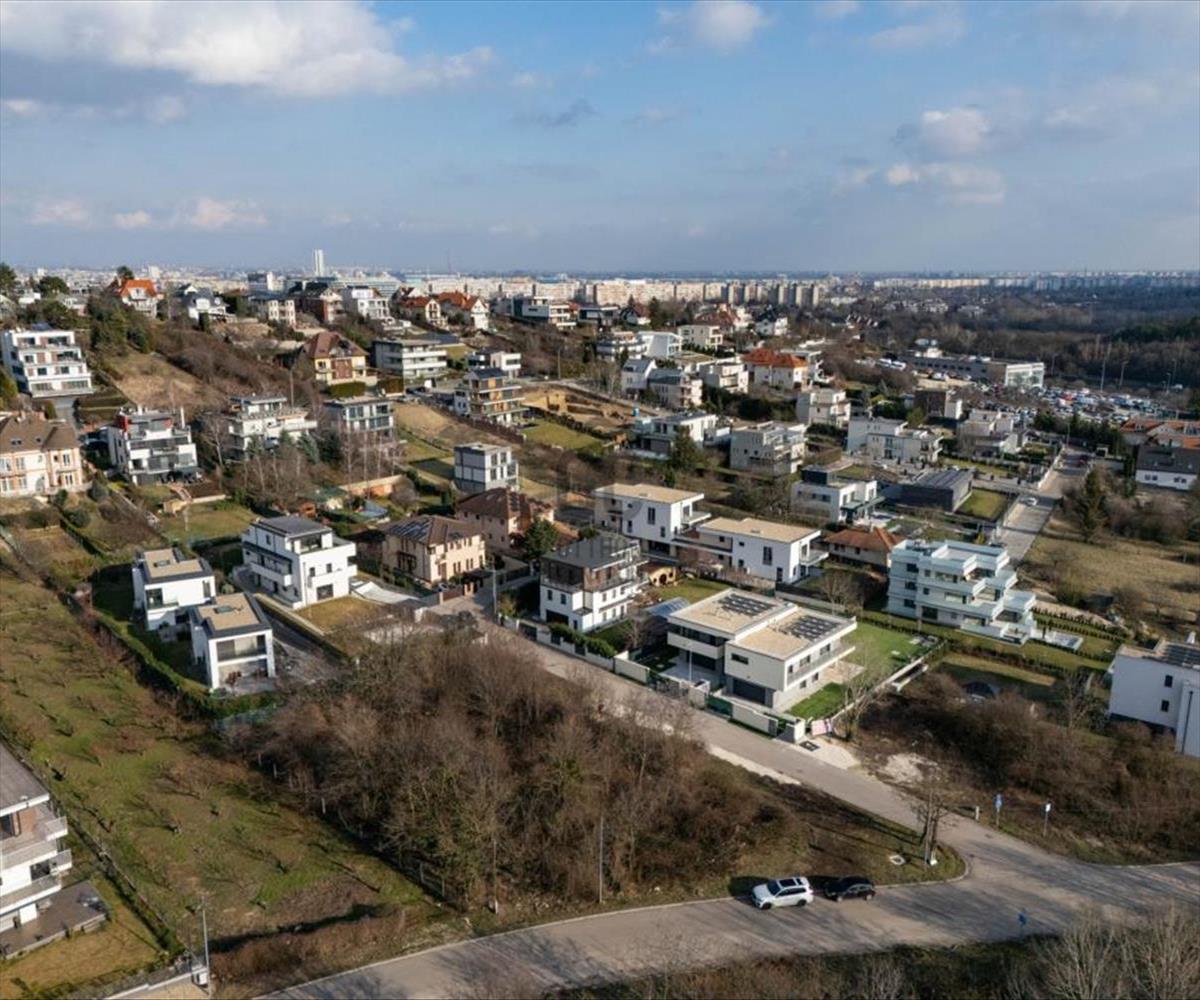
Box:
548 622 618 659
1034 611 1129 641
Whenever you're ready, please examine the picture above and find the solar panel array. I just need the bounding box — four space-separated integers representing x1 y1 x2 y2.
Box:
778 613 840 642
1162 642 1200 669
716 591 776 618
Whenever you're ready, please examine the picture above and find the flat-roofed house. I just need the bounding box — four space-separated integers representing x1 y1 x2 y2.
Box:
1108 639 1200 758
540 532 642 633
132 547 215 636
674 515 825 585
593 482 707 556
188 593 275 691
240 516 357 608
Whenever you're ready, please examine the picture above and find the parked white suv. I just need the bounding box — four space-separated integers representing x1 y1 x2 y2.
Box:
751 876 814 910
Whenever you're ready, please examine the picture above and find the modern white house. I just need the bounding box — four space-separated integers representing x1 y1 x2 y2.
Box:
593 482 707 557
340 285 391 322
467 350 521 378
240 516 357 609
646 368 703 410
666 589 856 710
453 442 519 494
373 337 448 387
1107 638 1200 758
596 329 646 363
131 547 216 637
639 330 682 360
956 409 1024 458
540 532 643 633
846 417 941 466
1 326 94 399
188 593 275 691
322 396 395 437
754 315 789 339
453 368 526 427
677 323 724 350
674 516 825 585
107 407 200 484
226 395 317 459
791 466 880 525
795 388 851 428
628 411 720 456
620 357 656 394
728 422 807 476
694 357 748 394
0 745 75 941
886 539 1036 643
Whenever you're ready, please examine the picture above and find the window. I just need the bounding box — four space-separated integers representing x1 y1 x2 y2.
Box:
730 653 749 664
762 547 773 566
1164 675 1174 688
316 584 334 601
647 507 657 525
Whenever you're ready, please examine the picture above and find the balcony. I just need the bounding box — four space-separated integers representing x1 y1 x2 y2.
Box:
0 874 61 914
0 824 67 870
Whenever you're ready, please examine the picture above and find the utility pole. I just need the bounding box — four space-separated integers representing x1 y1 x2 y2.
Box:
597 816 604 905
201 904 211 994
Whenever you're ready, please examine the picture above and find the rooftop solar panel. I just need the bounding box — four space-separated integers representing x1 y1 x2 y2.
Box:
1162 643 1200 668
717 592 776 618
778 614 840 642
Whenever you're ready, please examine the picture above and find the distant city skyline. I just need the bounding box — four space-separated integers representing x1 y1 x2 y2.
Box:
1 0 1198 271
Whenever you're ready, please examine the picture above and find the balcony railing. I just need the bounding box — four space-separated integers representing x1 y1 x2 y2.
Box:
0 873 61 912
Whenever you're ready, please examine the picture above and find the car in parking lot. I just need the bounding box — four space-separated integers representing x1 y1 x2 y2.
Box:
751 876 813 910
824 876 876 902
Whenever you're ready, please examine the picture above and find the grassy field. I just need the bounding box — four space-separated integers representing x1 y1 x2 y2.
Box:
0 560 445 977
941 456 1014 478
403 438 449 463
157 501 258 545
851 620 928 668
958 489 1010 521
393 402 509 450
651 577 730 604
297 595 383 632
939 653 1058 702
787 682 846 719
107 351 226 412
6 523 98 586
523 419 604 451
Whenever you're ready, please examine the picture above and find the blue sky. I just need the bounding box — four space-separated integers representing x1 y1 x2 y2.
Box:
1 0 1197 272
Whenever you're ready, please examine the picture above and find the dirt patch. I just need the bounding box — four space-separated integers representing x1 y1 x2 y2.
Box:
882 752 933 785
109 352 226 413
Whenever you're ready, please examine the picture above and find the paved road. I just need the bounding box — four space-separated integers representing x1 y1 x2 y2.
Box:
272 631 1200 999
993 450 1081 563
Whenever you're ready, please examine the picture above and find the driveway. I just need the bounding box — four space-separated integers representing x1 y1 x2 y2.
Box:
270 628 1200 999
993 450 1082 563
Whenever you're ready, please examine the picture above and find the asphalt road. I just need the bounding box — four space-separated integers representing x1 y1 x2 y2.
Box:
270 631 1200 999
993 450 1081 563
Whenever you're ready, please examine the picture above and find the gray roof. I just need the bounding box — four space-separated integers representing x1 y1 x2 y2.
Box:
255 515 328 537
1137 446 1200 476
0 743 50 814
912 468 973 490
544 531 638 570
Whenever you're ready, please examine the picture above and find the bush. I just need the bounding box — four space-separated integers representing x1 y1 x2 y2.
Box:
66 507 92 528
327 381 368 399
584 636 617 659
88 476 109 501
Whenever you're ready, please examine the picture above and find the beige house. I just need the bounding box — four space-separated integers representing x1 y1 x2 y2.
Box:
299 330 369 387
0 412 84 498
383 515 486 587
455 487 556 554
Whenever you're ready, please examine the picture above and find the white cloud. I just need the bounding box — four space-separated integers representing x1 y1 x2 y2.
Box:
113 210 154 229
814 0 861 20
0 93 188 123
0 0 494 98
175 197 267 230
29 198 91 226
898 106 990 157
885 161 1005 205
869 3 965 49
655 1 768 52
833 163 877 194
511 71 551 90
0 98 45 118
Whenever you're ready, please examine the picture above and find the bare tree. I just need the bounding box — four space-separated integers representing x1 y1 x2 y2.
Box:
837 651 890 741
818 568 862 612
912 762 956 866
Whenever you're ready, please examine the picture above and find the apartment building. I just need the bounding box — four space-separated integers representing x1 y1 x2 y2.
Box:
300 330 369 387
0 745 74 940
677 323 724 350
251 293 297 327
1 326 94 399
322 396 395 437
512 295 575 328
728 422 807 476
467 350 521 378
226 395 317 459
373 337 448 387
791 466 880 525
675 516 825 585
455 487 555 554
188 593 275 691
903 350 1045 388
795 388 851 429
628 411 719 456
341 285 391 322
0 412 84 498
694 357 748 394
846 417 941 466
453 368 526 427
956 409 1023 457
540 532 642 633
115 277 162 316
131 547 216 636
593 482 707 556
742 348 809 391
383 515 486 587
107 407 199 484
647 368 703 410
886 539 1036 643
595 329 646 363
1107 639 1200 758
666 589 855 710
241 516 357 608
453 442 519 494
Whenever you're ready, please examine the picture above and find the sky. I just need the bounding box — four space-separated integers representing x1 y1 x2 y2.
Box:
0 0 1198 273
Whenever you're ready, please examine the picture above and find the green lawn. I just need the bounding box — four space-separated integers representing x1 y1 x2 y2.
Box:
851 620 928 668
593 620 633 651
788 682 846 719
940 654 1058 702
404 438 450 462
653 577 731 604
958 489 1010 521
940 456 1014 478
523 419 604 451
158 501 258 544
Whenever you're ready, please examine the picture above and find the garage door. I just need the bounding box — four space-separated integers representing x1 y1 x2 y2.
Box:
730 677 771 706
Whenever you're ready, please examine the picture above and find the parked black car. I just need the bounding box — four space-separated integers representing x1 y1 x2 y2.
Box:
824 876 876 902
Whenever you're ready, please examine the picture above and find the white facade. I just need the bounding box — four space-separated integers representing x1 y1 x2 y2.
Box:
1 327 94 398
241 516 357 609
755 316 789 338
131 547 216 636
323 397 395 436
677 516 825 585
454 442 519 494
108 407 199 484
629 412 719 455
467 350 521 378
0 414 84 498
226 395 316 459
539 533 643 633
1108 641 1200 757
847 417 941 466
791 474 879 525
252 295 297 327
596 330 646 363
341 285 391 322
677 324 724 350
621 358 656 393
373 337 448 387
189 593 275 691
647 369 703 410
640 330 682 360
695 358 748 394
886 539 1036 643
957 409 1022 457
594 482 707 555
728 422 807 476
795 388 851 428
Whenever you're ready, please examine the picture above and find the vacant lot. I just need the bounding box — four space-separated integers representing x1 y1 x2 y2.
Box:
157 501 259 545
5 522 98 587
939 653 1058 702
523 419 604 451
393 402 509 450
959 489 1009 521
651 577 730 604
108 351 226 413
0 558 449 992
297 595 384 632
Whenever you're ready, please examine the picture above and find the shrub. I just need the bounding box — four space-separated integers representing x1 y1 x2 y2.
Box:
66 507 92 528
327 381 368 399
584 636 617 659
89 476 109 501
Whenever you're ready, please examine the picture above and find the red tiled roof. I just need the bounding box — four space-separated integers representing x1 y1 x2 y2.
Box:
117 278 159 297
302 329 366 359
399 295 433 308
823 526 902 552
742 348 807 369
